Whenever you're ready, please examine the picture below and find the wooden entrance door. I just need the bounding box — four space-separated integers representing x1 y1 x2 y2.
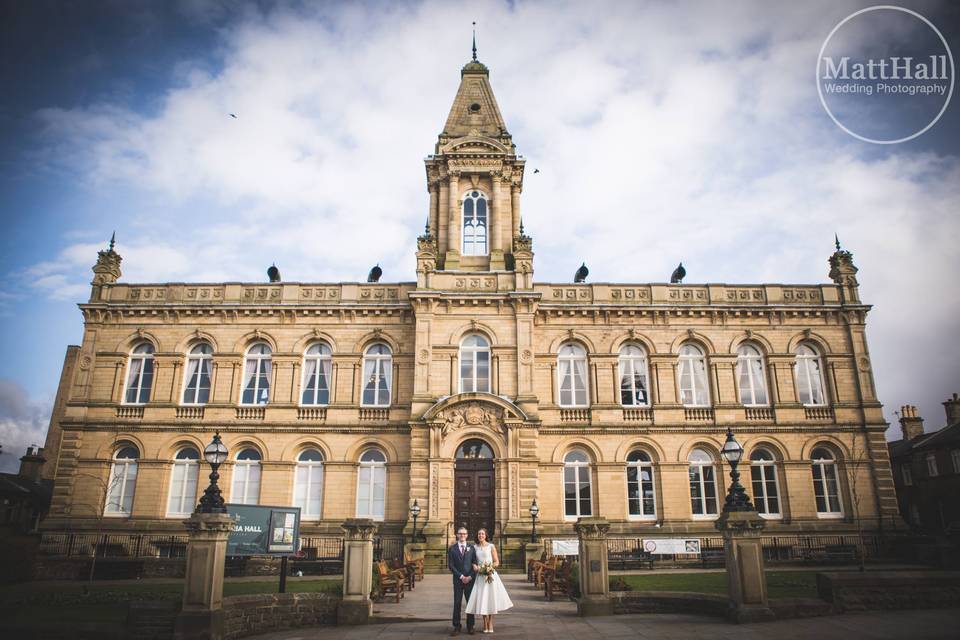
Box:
454 439 496 541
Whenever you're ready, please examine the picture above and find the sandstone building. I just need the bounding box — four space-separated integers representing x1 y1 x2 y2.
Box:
38 50 900 567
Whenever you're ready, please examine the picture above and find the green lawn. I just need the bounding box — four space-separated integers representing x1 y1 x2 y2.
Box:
0 579 341 632
615 571 818 599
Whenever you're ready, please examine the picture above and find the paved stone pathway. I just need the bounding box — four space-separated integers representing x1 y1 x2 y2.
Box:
261 573 960 639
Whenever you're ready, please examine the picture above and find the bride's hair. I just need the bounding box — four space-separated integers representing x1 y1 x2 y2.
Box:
476 528 489 542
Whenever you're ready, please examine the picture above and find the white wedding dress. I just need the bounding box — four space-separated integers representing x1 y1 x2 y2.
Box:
465 544 514 615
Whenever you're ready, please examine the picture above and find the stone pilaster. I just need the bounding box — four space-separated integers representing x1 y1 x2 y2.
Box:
338 518 377 625
574 517 613 616
714 510 775 623
174 512 234 640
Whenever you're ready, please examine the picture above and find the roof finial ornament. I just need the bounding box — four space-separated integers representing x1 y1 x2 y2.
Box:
834 232 841 252
472 21 477 62
109 231 116 252
519 218 525 235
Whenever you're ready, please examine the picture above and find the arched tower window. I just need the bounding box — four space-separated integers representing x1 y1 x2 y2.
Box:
462 190 488 256
460 334 491 393
811 446 843 517
626 450 656 518
737 344 769 406
241 343 272 405
796 344 826 406
167 447 200 517
619 345 650 406
362 344 392 407
301 343 333 406
688 448 719 517
749 448 781 518
294 449 325 519
357 449 387 520
182 343 213 405
106 445 139 515
231 448 262 505
124 343 155 405
558 343 589 407
563 449 592 519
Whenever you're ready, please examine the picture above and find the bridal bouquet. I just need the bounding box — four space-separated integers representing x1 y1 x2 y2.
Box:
477 561 495 584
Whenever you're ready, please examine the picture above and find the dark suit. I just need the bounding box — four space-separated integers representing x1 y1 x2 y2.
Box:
448 542 477 630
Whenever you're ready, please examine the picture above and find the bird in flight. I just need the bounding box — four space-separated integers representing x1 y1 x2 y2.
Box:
533 168 540 173
229 113 238 119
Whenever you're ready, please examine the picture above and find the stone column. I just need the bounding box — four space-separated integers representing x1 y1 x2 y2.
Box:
511 183 521 240
490 171 505 269
714 510 775 623
338 518 378 626
174 512 234 640
446 172 461 269
574 517 613 616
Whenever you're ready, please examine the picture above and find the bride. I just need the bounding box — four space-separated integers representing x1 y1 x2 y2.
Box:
464 528 513 633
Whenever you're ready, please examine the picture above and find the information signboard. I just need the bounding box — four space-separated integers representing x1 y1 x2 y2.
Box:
641 538 701 555
226 504 301 556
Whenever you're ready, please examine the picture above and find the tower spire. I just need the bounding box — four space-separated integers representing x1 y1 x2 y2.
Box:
109 231 116 252
472 22 477 62
834 232 841 252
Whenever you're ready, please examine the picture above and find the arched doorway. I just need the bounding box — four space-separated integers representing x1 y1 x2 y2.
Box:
454 439 495 541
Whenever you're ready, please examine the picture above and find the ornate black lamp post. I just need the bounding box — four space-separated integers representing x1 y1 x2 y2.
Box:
529 499 540 543
198 432 229 514
410 499 421 543
720 428 754 513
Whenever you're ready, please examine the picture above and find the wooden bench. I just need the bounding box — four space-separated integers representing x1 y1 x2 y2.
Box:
608 548 655 571
532 555 558 589
375 560 406 602
700 548 726 568
527 551 547 582
543 559 575 601
404 551 424 581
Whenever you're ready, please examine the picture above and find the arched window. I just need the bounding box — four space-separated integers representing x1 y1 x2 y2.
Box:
460 335 491 393
301 343 332 406
749 448 781 518
182 343 213 405
688 448 719 517
619 345 650 406
241 343 272 405
626 450 656 518
231 448 262 505
362 344 392 407
811 446 843 517
357 449 386 520
294 449 325 519
124 343 155 404
796 344 826 406
106 445 139 515
678 344 710 407
558 343 589 407
167 447 200 517
736 344 769 406
563 449 592 518
456 439 494 459
462 190 488 256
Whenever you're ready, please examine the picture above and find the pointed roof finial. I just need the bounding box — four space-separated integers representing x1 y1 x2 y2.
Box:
519 218 525 235
834 232 840 252
109 231 116 251
472 22 477 62
424 217 431 235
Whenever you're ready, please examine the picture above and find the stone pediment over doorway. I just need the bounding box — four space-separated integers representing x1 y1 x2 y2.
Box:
421 393 527 436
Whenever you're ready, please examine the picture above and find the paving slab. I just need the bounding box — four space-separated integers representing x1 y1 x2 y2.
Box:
260 573 960 639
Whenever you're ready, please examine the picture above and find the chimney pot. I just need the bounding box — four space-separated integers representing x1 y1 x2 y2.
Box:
899 405 924 440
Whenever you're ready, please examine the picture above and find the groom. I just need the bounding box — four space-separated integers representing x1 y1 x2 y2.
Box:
448 526 477 636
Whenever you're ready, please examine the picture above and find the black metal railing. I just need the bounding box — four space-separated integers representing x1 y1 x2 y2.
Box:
38 532 190 558
374 535 405 563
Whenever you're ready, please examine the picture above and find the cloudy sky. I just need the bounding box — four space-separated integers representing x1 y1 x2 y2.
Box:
1 0 958 472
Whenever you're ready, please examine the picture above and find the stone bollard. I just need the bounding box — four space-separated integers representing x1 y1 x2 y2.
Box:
174 512 234 640
574 517 613 616
338 518 378 626
715 510 775 623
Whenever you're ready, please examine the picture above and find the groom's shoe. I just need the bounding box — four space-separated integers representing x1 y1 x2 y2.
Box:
467 629 475 635
450 629 460 636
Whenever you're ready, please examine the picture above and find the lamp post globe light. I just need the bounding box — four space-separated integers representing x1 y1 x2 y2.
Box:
720 428 755 513
198 432 229 514
529 498 540 543
410 499 421 543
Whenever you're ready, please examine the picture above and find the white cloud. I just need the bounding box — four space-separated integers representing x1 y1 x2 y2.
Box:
24 0 960 433
0 380 51 474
